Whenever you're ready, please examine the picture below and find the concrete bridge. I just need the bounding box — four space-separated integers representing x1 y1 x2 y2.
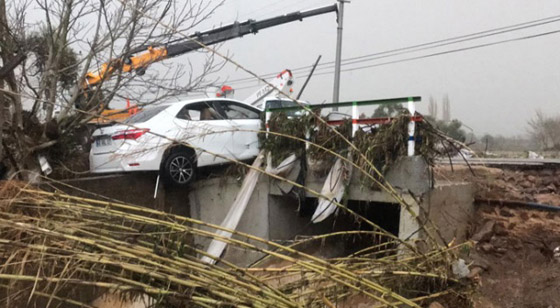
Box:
58 156 473 266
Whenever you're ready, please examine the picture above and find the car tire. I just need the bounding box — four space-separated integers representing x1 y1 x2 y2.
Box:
162 151 196 186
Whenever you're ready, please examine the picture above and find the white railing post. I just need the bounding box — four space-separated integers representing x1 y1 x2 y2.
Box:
407 97 416 156
352 101 359 138
265 110 271 139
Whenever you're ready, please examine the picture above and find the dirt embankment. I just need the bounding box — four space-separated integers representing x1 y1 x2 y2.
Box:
436 165 560 308
435 165 560 206
470 204 560 308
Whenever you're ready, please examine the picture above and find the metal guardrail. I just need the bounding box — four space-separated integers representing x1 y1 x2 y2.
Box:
264 96 422 112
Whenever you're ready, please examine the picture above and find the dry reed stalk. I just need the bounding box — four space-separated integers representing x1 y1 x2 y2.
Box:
0 181 471 307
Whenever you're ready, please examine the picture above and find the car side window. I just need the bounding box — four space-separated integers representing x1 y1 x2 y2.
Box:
176 102 222 121
217 101 260 120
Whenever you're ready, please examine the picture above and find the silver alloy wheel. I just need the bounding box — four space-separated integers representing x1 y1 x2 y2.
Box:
169 155 194 184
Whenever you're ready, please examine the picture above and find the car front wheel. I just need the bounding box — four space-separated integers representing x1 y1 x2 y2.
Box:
162 152 196 186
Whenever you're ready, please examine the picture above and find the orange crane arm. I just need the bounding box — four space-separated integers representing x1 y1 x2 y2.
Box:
80 4 337 92
82 46 168 89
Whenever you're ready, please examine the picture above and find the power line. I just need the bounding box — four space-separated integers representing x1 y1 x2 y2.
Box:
329 15 560 67
223 13 560 85
305 28 560 76
236 0 286 18
317 16 560 71
297 0 332 13
233 27 560 91
228 14 560 84
236 0 306 21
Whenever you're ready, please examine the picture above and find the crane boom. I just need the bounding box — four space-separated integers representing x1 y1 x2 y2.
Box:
244 69 293 109
83 4 338 90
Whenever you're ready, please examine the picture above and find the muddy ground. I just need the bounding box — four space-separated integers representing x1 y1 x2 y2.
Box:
437 165 560 308
470 204 560 308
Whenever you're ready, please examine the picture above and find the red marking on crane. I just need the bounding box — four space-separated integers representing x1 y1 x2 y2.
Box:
277 69 293 78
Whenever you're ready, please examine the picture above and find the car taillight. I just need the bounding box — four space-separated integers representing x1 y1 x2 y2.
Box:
111 129 150 140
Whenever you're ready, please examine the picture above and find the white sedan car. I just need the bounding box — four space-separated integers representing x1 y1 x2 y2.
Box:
89 98 261 186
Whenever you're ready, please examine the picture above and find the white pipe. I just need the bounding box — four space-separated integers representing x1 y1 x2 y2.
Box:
38 155 52 175
312 154 350 223
351 101 359 138
202 152 264 264
153 175 160 199
266 153 298 176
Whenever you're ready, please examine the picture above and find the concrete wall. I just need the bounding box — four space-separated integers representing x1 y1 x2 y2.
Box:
267 195 334 245
385 156 432 196
187 156 474 265
422 182 474 244
55 173 190 217
396 183 474 246
188 176 270 267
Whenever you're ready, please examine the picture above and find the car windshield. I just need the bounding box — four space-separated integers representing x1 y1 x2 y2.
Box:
124 105 168 124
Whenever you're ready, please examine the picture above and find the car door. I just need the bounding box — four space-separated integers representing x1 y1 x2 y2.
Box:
172 101 235 166
213 100 261 160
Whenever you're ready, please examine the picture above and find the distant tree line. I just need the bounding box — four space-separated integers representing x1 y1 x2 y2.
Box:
527 110 560 150
371 103 468 143
472 134 534 153
363 101 559 154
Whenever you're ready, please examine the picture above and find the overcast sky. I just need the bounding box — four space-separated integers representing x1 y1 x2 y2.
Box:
180 0 560 137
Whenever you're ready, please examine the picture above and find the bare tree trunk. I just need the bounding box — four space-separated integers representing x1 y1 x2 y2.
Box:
0 0 9 164
0 0 225 178
44 0 74 123
0 0 22 131
0 78 4 162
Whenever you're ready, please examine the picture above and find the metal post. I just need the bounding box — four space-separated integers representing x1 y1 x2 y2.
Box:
332 0 347 111
351 101 358 138
265 110 271 139
297 55 322 100
407 97 416 156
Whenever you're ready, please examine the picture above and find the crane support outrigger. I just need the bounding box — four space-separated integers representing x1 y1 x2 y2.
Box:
83 4 338 92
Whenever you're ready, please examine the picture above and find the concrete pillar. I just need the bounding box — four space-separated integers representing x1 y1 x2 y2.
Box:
398 195 422 241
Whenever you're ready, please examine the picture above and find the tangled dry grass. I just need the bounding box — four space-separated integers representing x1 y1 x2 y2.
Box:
0 180 473 307
262 111 460 189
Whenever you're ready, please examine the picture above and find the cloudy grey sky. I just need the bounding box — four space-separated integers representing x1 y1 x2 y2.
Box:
185 0 560 137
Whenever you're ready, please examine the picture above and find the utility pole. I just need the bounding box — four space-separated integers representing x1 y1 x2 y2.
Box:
332 0 348 111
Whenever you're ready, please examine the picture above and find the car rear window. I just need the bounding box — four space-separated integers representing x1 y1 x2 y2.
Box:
124 105 168 124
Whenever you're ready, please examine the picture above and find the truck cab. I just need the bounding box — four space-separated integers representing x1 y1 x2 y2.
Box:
263 97 309 118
